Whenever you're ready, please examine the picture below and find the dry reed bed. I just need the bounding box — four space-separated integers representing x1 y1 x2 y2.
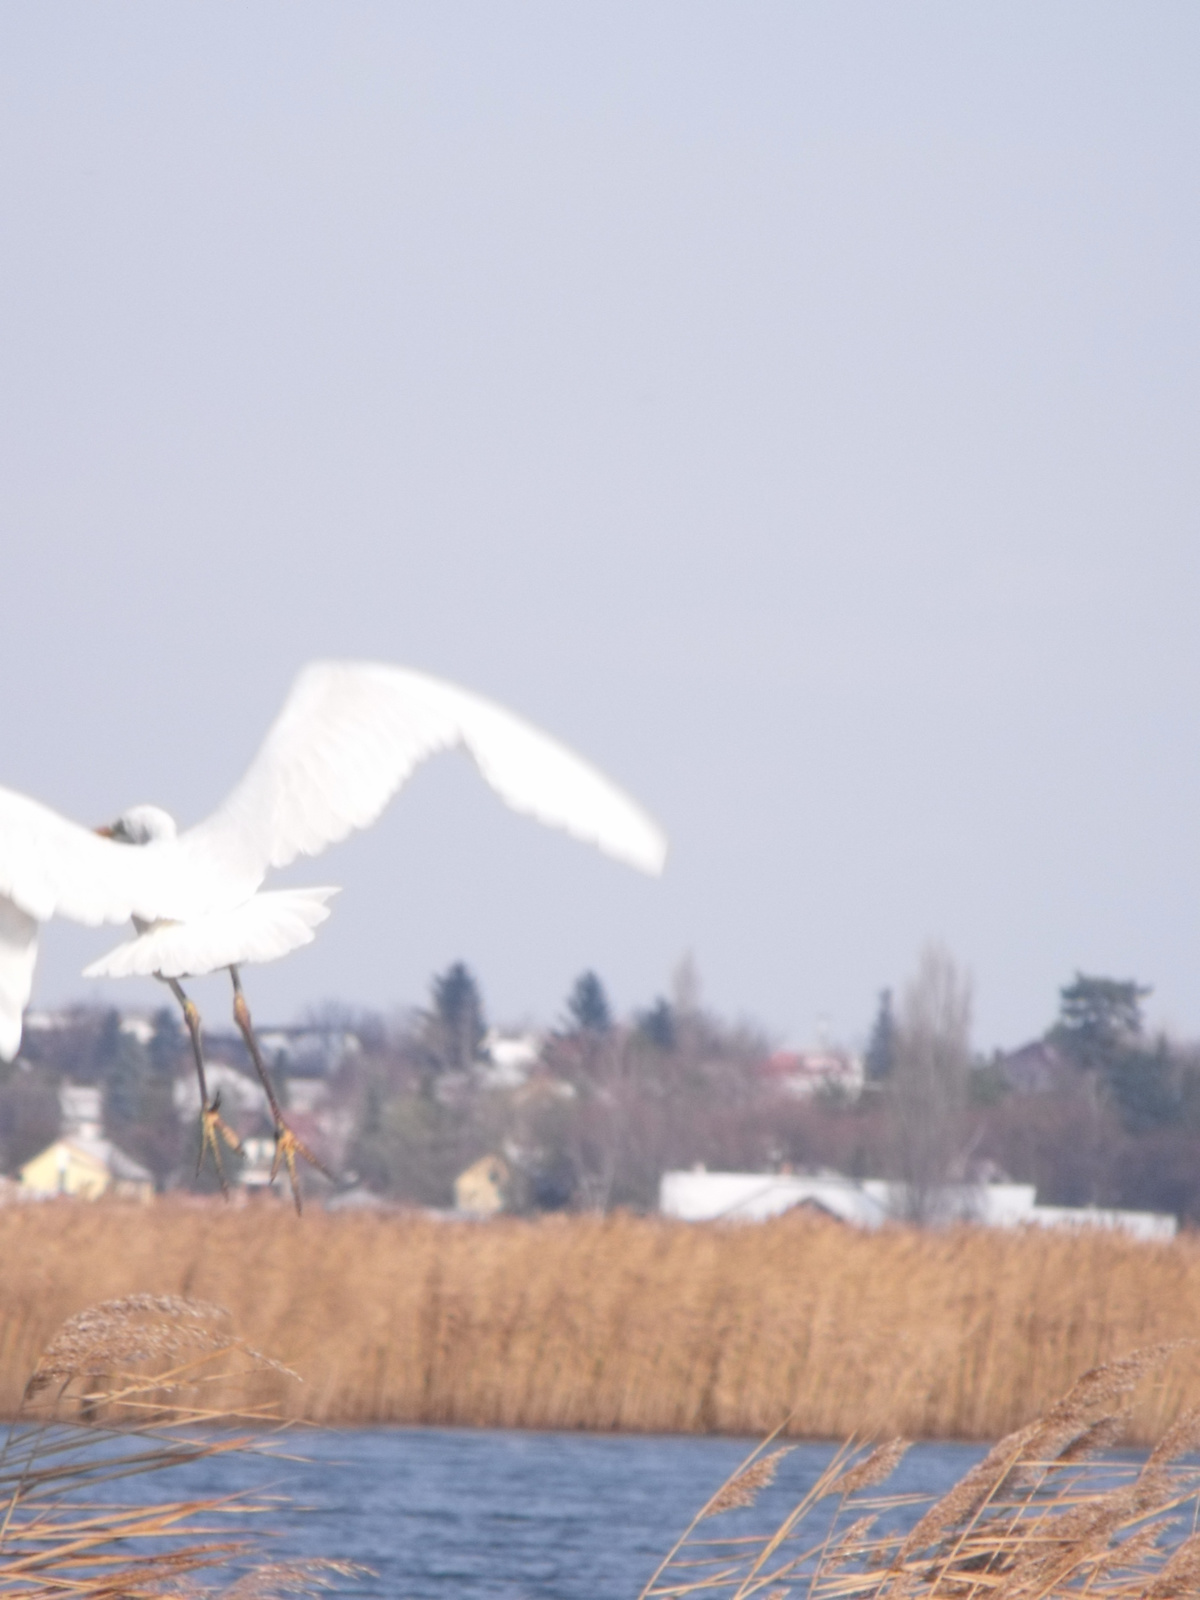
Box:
1 1203 1198 1440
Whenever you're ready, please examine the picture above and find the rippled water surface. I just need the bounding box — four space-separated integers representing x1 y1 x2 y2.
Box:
162 1428 988 1600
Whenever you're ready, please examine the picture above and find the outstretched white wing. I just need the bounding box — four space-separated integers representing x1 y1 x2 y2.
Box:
0 787 222 927
180 661 667 883
0 895 38 1060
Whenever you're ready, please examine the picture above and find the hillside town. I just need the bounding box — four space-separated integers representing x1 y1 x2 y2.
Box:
0 955 1193 1237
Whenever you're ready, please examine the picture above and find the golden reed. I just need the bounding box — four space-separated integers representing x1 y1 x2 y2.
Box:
1 1203 1198 1440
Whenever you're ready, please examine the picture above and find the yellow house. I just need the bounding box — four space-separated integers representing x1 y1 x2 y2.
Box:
453 1154 509 1217
19 1136 154 1202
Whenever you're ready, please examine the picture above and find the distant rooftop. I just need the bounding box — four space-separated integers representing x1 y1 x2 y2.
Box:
660 1168 1178 1242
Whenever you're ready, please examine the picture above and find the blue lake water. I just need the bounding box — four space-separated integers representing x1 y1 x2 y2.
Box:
120 1427 990 1600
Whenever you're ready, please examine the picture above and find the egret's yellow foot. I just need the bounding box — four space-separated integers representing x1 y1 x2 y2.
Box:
270 1120 334 1214
196 1096 244 1192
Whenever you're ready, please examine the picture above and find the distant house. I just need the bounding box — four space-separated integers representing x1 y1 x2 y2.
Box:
762 1049 865 1101
478 1029 543 1089
238 1137 276 1191
20 1137 153 1202
659 1168 1177 1242
253 1024 361 1079
117 1014 156 1046
454 1155 509 1217
992 1040 1073 1094
18 1082 154 1202
172 1061 268 1123
59 1085 103 1138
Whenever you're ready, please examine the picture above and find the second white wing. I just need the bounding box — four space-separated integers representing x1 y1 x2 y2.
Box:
180 662 668 883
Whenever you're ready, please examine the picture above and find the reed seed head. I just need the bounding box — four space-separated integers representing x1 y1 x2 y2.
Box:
704 1447 793 1516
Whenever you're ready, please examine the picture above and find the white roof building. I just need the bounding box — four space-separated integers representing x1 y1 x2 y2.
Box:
659 1169 1177 1242
172 1061 269 1121
478 1028 544 1089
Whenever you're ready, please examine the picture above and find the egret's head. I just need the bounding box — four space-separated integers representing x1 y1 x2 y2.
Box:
96 804 178 846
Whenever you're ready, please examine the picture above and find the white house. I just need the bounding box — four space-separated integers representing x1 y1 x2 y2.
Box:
659 1168 1177 1241
173 1061 269 1122
478 1029 544 1089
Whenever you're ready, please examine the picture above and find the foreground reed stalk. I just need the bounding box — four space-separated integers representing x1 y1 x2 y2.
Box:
0 1293 360 1599
0 1205 1199 1438
646 1346 1200 1599
6 1295 1197 1598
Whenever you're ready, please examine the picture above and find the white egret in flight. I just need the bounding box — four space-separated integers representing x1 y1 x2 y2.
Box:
0 661 667 1207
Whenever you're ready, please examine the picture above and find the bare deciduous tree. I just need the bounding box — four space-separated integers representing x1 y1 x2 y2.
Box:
888 944 973 1224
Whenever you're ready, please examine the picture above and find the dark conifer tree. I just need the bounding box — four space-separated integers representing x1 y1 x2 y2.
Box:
1053 973 1150 1071
1052 973 1179 1132
864 988 896 1081
566 971 612 1035
636 997 675 1051
426 962 486 1074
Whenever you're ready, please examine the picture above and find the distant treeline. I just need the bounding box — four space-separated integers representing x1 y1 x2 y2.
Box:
8 954 1200 1219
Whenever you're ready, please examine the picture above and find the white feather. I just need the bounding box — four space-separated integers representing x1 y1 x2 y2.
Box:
83 888 339 980
0 895 38 1061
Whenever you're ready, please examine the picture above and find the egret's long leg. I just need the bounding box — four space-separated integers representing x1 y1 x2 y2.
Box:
159 975 243 1188
163 976 208 1103
229 964 333 1214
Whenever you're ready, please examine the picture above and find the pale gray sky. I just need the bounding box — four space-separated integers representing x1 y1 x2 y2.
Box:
1 3 1197 1050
